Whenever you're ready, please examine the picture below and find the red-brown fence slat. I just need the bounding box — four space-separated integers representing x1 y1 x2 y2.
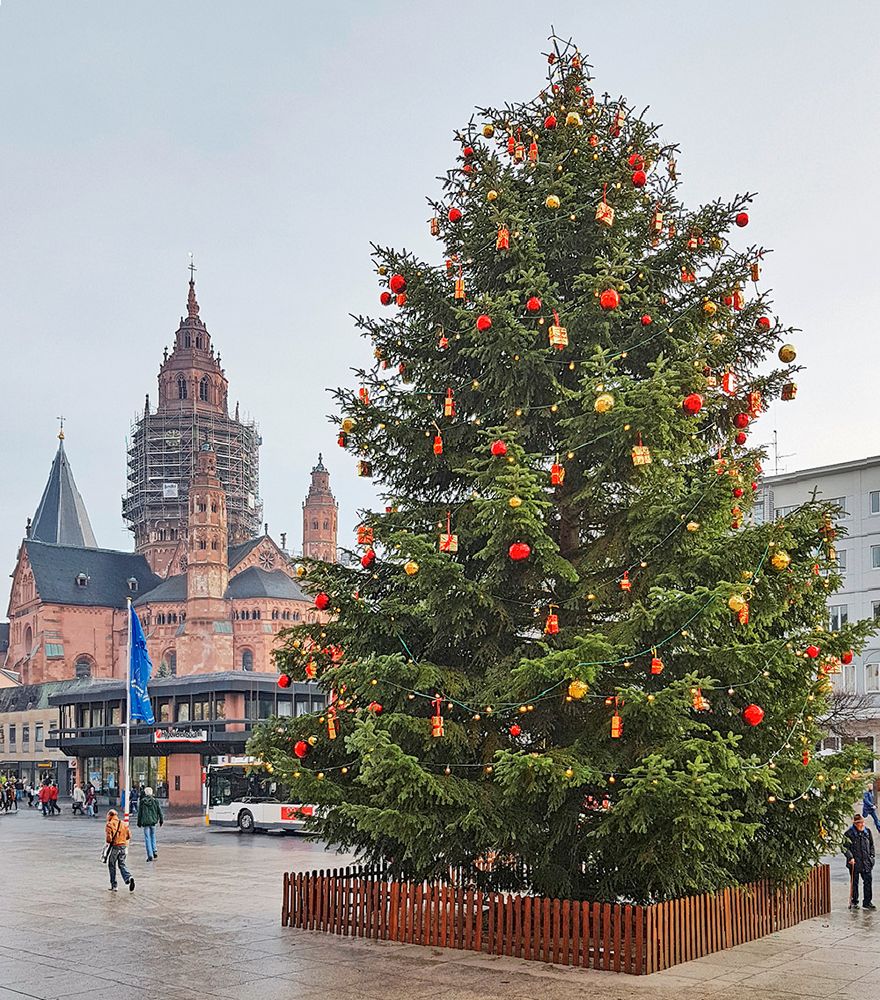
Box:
561 899 571 967
552 898 562 965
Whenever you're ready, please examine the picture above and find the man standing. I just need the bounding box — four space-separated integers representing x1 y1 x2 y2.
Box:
72 784 86 815
104 809 135 893
136 786 164 862
844 813 876 910
863 788 880 834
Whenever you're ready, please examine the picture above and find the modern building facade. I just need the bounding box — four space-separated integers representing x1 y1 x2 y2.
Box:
757 456 880 764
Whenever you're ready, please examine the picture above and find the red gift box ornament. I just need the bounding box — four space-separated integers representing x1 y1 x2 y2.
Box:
430 217 440 237
439 511 458 553
357 524 374 546
358 387 370 406
610 712 623 738
357 460 373 478
595 183 614 228
433 434 443 456
550 462 566 486
692 687 710 712
650 649 664 675
619 571 632 592
454 275 465 300
496 226 510 250
544 610 559 635
722 371 738 396
431 696 445 738
528 139 538 163
444 389 455 418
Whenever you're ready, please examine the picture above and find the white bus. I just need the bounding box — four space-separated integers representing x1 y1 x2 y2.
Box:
205 759 316 833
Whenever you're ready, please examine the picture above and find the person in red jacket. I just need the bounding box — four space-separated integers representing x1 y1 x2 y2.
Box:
48 782 60 815
37 782 50 817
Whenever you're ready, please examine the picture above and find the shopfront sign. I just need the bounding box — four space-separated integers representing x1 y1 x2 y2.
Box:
154 728 207 744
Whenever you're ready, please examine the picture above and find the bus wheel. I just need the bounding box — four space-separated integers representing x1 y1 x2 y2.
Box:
238 809 255 833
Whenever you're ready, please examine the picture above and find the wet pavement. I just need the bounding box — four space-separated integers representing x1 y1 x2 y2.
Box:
0 806 876 999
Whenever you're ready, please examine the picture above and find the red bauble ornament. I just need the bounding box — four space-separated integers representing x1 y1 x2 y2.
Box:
526 296 542 313
756 316 771 330
733 412 750 429
508 542 531 562
599 288 620 310
735 431 747 446
631 169 647 187
735 211 749 228
277 674 291 689
367 701 383 714
805 644 820 659
842 650 854 665
379 291 393 306
462 145 474 157
544 113 557 129
509 724 522 737
476 314 492 332
641 314 652 326
361 549 376 568
733 487 744 498
448 207 462 223
294 740 309 759
682 393 704 415
742 703 764 727
628 154 645 169
389 274 406 294
314 593 330 611
490 439 508 457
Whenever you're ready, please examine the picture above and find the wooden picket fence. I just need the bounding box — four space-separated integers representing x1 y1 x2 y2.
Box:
281 863 829 974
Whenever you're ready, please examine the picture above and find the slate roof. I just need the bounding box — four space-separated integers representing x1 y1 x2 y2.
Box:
30 440 98 548
0 676 96 713
228 537 263 569
25 540 161 609
132 574 187 606
224 567 308 601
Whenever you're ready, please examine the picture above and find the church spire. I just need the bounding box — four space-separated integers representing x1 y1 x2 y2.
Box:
30 432 98 548
187 280 200 318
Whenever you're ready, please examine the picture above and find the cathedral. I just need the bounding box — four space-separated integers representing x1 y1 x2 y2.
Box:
3 277 337 685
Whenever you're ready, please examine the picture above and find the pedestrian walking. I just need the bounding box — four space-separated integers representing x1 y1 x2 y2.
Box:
85 783 96 817
72 784 86 815
136 786 163 861
844 813 876 910
6 783 17 811
104 809 135 893
37 783 50 816
49 782 61 815
863 788 880 834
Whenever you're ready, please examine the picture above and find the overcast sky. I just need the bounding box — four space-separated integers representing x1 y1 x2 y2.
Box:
2 1 879 575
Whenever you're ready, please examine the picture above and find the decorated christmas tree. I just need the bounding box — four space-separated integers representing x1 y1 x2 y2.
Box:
252 36 872 903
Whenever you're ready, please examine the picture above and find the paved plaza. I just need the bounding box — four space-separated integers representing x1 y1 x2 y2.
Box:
0 807 877 1000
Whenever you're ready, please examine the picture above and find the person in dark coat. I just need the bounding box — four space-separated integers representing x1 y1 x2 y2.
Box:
844 813 876 909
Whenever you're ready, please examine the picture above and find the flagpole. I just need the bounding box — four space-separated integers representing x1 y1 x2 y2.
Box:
124 597 132 826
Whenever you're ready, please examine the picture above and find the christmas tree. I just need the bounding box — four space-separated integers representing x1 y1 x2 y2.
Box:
253 36 873 903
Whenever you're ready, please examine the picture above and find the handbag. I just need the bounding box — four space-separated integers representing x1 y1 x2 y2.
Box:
101 818 122 863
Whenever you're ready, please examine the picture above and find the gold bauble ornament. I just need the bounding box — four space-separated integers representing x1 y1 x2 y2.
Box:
545 195 560 210
568 679 589 700
482 124 495 138
404 560 420 576
295 564 306 578
594 392 615 414
508 496 523 509
341 417 355 433
307 735 318 746
711 333 725 346
771 550 792 571
565 111 582 127
487 189 498 202
728 594 747 613
703 301 718 316
377 265 388 276
778 344 797 363
686 521 700 533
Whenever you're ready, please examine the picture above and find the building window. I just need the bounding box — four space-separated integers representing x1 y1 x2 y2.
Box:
160 651 176 677
35 723 43 745
828 497 848 517
774 504 800 519
872 545 880 569
871 491 880 515
198 539 207 550
23 625 33 654
312 520 318 530
873 601 880 621
177 376 188 400
127 577 138 592
835 549 847 571
242 649 254 672
199 376 209 402
184 332 191 348
867 663 880 693
8 725 15 747
196 334 203 349
253 609 261 620
176 701 190 723
829 605 848 631
75 657 93 680
76 573 89 588
22 724 29 745
211 540 218 550
323 520 330 530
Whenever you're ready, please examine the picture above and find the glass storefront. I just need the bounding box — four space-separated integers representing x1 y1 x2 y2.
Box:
84 756 120 798
130 756 169 799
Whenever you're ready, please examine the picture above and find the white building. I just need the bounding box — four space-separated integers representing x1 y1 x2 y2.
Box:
757 456 880 766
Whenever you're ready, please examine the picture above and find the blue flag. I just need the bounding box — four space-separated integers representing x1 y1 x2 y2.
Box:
129 606 155 724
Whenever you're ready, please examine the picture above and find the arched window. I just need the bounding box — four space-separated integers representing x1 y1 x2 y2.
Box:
196 334 203 350
323 520 330 530
312 520 318 530
241 649 254 672
177 376 188 400
24 625 33 654
199 376 209 402
161 650 177 677
253 609 261 620
75 657 92 680
184 332 191 348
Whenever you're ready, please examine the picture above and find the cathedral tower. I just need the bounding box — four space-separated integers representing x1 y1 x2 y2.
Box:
302 455 337 562
122 273 262 577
